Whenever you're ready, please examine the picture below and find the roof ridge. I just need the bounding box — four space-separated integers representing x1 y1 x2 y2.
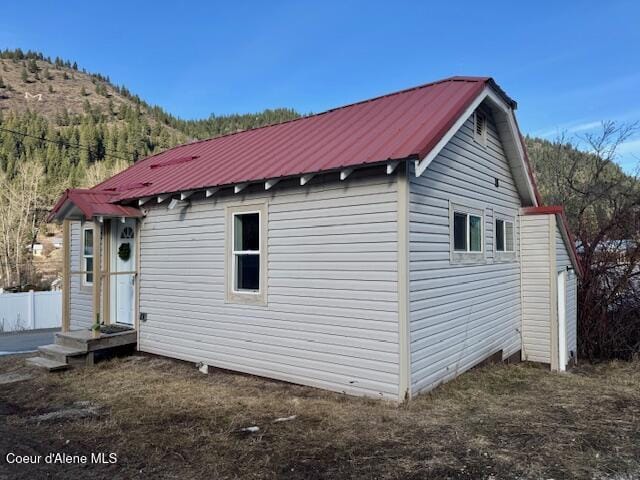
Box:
159 76 489 148
90 76 490 191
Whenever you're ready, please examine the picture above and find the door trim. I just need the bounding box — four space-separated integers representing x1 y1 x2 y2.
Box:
557 270 567 371
110 219 137 326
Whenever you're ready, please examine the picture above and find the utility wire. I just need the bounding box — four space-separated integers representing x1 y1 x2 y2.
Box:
0 125 135 162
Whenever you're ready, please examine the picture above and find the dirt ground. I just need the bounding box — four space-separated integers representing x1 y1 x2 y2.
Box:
0 354 638 480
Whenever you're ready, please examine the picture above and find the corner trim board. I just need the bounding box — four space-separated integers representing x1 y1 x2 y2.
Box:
397 162 411 400
549 214 559 371
62 220 71 332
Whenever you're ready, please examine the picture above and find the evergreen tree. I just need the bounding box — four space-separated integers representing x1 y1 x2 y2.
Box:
20 68 28 83
27 58 39 73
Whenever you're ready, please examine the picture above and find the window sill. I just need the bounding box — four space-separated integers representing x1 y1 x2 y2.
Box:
450 251 486 265
495 252 517 263
225 290 267 306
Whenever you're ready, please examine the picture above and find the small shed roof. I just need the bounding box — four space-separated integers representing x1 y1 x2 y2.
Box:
521 206 584 277
47 189 144 222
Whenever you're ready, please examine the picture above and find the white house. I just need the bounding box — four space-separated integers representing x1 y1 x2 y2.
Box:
44 76 582 400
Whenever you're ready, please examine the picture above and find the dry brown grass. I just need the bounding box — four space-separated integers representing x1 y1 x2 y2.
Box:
1 354 639 479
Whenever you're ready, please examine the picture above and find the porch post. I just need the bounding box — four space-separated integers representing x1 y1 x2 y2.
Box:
92 219 102 327
102 220 111 325
61 219 71 333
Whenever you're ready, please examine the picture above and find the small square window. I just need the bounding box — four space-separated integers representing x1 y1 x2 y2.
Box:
452 211 483 253
495 218 515 253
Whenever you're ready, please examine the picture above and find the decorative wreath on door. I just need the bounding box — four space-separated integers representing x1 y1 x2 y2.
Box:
118 242 131 261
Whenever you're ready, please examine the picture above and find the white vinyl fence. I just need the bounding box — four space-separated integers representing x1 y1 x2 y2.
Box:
0 290 61 333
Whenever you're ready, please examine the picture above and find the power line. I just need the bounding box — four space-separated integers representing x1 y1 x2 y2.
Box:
0 125 135 162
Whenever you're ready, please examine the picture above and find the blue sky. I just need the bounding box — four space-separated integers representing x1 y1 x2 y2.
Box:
2 1 639 170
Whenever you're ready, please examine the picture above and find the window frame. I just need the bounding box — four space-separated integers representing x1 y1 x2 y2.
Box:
81 223 94 287
494 212 517 262
231 210 261 294
225 201 268 306
449 202 486 264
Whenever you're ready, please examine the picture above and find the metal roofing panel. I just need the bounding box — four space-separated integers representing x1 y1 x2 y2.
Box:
48 189 144 221
94 76 496 201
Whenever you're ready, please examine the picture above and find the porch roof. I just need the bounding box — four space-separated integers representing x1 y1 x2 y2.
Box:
47 189 144 222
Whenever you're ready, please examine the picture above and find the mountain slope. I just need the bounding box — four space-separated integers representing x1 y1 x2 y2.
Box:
0 49 301 192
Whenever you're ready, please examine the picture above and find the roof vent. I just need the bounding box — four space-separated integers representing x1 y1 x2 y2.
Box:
101 181 153 192
474 111 487 146
150 155 200 170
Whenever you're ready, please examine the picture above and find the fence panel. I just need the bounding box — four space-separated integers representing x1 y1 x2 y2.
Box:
0 291 61 333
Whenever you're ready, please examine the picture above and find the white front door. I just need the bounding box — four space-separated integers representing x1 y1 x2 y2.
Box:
111 219 136 325
557 270 567 371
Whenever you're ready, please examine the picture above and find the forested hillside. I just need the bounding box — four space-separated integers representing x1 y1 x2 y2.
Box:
1 48 637 296
0 49 300 199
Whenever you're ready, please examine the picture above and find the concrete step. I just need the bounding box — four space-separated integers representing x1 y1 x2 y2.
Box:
38 344 89 366
26 356 70 372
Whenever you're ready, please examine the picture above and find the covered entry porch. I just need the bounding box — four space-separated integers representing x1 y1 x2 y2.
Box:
27 189 144 370
49 188 144 333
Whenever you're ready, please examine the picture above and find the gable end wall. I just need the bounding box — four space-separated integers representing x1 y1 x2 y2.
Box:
408 112 523 395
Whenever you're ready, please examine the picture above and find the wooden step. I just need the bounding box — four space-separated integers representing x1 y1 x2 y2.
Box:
25 356 70 372
39 344 94 367
55 329 136 352
55 332 90 351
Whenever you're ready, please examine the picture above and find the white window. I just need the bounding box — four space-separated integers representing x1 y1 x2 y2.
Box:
82 226 94 286
225 202 268 305
474 111 487 145
495 218 514 252
453 212 483 252
450 203 485 264
232 212 261 292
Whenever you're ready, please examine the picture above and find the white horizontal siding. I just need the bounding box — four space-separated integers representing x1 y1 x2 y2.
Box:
409 111 523 395
520 214 552 363
69 221 93 330
556 226 578 362
138 170 400 400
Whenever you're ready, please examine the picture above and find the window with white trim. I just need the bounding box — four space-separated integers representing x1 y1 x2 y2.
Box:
453 211 483 252
450 203 485 264
232 212 260 292
495 218 514 252
82 226 94 286
225 202 268 305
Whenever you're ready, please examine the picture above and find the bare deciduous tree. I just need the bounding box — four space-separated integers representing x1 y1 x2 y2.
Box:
82 159 130 188
0 161 45 288
535 121 640 360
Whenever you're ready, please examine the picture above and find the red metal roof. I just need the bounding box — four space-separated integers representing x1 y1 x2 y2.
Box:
95 76 506 202
47 189 144 222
